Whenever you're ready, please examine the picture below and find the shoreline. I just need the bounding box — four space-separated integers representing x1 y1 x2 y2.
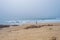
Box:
0 22 60 28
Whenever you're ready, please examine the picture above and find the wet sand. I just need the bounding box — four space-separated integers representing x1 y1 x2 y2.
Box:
0 23 60 40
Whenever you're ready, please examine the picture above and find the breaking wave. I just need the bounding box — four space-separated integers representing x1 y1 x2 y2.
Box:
0 18 60 25
5 19 60 25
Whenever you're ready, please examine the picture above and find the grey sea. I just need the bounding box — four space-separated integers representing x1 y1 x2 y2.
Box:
0 18 60 25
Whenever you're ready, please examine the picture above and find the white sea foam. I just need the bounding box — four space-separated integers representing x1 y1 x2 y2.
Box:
5 19 60 25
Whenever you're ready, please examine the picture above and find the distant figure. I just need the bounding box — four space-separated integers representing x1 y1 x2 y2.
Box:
36 20 37 24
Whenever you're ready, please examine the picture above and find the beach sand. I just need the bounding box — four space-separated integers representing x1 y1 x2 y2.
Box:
0 23 60 40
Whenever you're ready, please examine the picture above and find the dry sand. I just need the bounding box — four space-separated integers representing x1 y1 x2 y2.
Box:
0 23 60 40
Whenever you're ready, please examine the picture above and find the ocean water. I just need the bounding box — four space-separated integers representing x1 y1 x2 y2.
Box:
0 18 60 25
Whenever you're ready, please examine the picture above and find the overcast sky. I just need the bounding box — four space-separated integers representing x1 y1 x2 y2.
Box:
0 0 60 20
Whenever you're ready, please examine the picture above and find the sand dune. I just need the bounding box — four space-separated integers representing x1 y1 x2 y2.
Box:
0 23 60 40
